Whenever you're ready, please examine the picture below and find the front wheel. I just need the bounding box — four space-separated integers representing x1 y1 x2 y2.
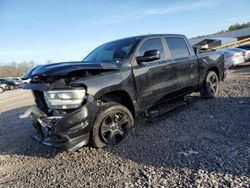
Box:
91 102 134 148
200 71 219 98
0 87 4 93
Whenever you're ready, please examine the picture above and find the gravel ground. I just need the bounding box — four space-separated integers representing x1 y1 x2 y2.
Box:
0 67 250 187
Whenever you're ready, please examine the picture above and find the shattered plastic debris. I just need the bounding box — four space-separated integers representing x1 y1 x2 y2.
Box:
178 149 199 156
238 101 244 104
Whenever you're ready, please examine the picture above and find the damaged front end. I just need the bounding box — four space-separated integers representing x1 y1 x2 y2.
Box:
23 86 98 152
20 61 118 151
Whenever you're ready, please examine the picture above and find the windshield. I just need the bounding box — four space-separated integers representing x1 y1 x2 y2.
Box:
6 77 15 81
11 78 20 81
228 48 246 52
218 49 242 54
83 37 139 63
0 79 7 83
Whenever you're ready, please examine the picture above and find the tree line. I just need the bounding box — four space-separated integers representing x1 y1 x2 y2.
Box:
0 60 54 78
0 61 37 78
228 22 250 32
191 21 250 39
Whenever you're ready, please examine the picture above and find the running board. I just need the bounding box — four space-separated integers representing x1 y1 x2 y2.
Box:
144 96 193 122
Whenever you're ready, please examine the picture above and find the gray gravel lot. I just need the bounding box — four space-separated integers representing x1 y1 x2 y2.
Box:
0 67 250 187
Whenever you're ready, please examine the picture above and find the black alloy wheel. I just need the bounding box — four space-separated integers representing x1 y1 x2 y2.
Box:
200 71 219 98
207 73 218 95
100 110 129 145
91 102 134 148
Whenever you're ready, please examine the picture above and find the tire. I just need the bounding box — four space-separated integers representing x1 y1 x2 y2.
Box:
91 102 134 148
0 87 4 93
10 85 14 90
200 71 219 98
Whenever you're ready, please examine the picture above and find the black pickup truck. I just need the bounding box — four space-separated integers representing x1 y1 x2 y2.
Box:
22 34 225 152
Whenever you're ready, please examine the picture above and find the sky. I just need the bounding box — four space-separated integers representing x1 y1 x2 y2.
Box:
0 0 250 64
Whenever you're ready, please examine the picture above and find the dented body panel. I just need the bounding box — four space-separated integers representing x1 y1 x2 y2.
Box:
22 61 119 79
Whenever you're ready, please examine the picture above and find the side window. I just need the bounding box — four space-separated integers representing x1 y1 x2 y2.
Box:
137 38 166 61
165 37 190 58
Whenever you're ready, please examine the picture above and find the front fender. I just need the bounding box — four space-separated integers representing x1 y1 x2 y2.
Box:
72 71 124 99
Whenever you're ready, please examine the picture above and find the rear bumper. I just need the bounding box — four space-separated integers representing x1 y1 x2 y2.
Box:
31 101 98 152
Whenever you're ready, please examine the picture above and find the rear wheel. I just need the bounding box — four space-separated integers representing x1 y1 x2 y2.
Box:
0 87 4 93
200 71 219 98
91 102 134 148
9 85 14 90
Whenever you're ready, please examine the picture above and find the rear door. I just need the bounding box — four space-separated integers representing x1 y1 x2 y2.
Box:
132 37 179 109
164 36 199 93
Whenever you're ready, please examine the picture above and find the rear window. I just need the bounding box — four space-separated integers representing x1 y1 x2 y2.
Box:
165 37 190 58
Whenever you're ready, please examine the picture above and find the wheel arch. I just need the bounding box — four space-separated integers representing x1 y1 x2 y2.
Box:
98 90 136 117
206 66 220 80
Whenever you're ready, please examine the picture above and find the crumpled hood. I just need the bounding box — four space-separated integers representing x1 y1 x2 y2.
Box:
22 61 119 79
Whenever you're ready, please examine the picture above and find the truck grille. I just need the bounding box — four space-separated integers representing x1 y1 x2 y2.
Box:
33 90 49 113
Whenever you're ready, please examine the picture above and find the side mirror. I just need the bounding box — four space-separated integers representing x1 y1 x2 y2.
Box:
136 50 160 64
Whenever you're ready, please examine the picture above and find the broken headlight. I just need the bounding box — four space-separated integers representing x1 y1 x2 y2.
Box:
43 88 86 109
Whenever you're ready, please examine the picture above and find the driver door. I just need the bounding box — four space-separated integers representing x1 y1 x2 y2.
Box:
132 37 178 110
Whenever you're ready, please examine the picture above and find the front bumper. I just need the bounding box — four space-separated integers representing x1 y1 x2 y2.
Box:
31 101 98 152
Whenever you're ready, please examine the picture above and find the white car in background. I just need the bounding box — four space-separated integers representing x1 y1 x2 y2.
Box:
22 78 31 84
235 47 250 62
217 48 245 69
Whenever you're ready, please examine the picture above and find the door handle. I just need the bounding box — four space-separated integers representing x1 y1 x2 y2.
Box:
162 65 171 70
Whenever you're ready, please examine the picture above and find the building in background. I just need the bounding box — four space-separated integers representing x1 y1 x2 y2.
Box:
189 27 250 49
